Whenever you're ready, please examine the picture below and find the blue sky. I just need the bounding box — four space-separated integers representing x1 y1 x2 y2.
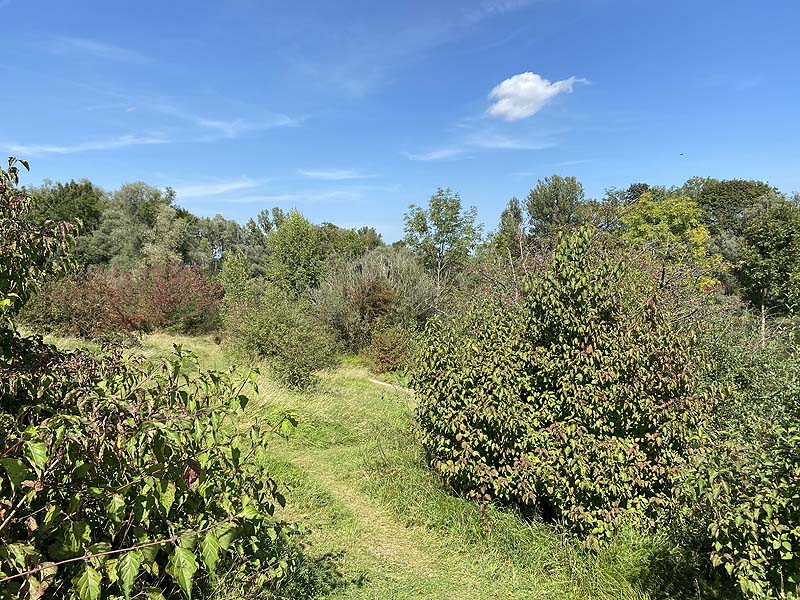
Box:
1 0 798 240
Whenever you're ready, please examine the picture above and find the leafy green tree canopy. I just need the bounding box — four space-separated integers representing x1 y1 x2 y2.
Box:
524 175 585 237
492 197 525 258
736 192 800 315
404 188 482 293
266 209 323 297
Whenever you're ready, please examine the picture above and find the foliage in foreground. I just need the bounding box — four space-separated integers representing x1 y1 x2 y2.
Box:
674 321 800 599
0 158 315 599
1 346 294 600
413 228 716 542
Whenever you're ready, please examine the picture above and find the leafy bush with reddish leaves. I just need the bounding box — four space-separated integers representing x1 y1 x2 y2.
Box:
363 322 413 373
23 263 221 337
413 228 716 542
129 262 221 333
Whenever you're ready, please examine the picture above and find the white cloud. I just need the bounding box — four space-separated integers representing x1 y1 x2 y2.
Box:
465 0 538 24
172 177 260 199
297 168 373 181
404 132 553 161
225 190 358 204
196 115 301 139
403 147 466 162
6 135 168 156
487 72 588 121
467 133 553 150
51 37 150 65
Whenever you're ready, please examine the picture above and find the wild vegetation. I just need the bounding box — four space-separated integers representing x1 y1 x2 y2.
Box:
4 157 800 599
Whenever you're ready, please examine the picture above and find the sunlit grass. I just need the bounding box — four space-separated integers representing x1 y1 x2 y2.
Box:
45 332 672 599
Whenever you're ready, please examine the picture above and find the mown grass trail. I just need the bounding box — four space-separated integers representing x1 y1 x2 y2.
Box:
56 333 662 599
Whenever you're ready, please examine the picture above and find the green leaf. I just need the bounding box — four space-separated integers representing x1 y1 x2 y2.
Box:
23 440 48 475
72 565 102 600
0 458 31 489
166 546 198 598
216 522 242 550
116 550 142 599
107 494 126 528
199 532 220 574
145 588 167 600
160 481 176 516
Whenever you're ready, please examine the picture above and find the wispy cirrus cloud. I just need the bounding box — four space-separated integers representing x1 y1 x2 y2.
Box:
467 132 554 151
297 168 373 181
195 115 302 138
405 130 554 162
464 0 540 24
5 134 168 156
288 0 540 97
171 177 261 199
403 147 468 162
487 71 589 121
146 103 304 139
50 36 151 65
225 190 358 205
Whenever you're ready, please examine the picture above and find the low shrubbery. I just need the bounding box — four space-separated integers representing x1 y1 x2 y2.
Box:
221 253 337 390
414 227 800 598
363 322 414 374
1 345 298 599
22 262 221 338
674 319 800 598
314 246 436 353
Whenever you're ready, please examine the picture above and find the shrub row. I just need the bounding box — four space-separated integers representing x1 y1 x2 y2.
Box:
22 262 221 338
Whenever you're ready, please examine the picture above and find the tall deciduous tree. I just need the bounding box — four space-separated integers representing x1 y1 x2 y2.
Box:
493 197 525 258
736 193 800 324
524 175 585 236
403 188 482 295
696 178 774 236
620 192 713 261
266 209 323 297
27 179 107 231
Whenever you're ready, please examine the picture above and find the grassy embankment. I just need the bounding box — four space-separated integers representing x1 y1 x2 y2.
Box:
48 332 667 600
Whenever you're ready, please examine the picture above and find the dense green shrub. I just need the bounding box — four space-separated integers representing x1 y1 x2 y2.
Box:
223 282 337 391
1 346 297 600
413 228 715 542
313 246 436 351
673 319 800 599
677 424 799 599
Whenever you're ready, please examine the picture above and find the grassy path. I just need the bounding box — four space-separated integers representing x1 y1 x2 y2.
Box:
250 364 653 600
51 333 657 599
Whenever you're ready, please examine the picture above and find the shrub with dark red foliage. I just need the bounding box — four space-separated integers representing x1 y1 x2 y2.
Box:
129 261 222 333
23 262 221 337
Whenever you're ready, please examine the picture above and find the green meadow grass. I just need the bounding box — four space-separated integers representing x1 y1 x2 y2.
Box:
48 332 676 599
